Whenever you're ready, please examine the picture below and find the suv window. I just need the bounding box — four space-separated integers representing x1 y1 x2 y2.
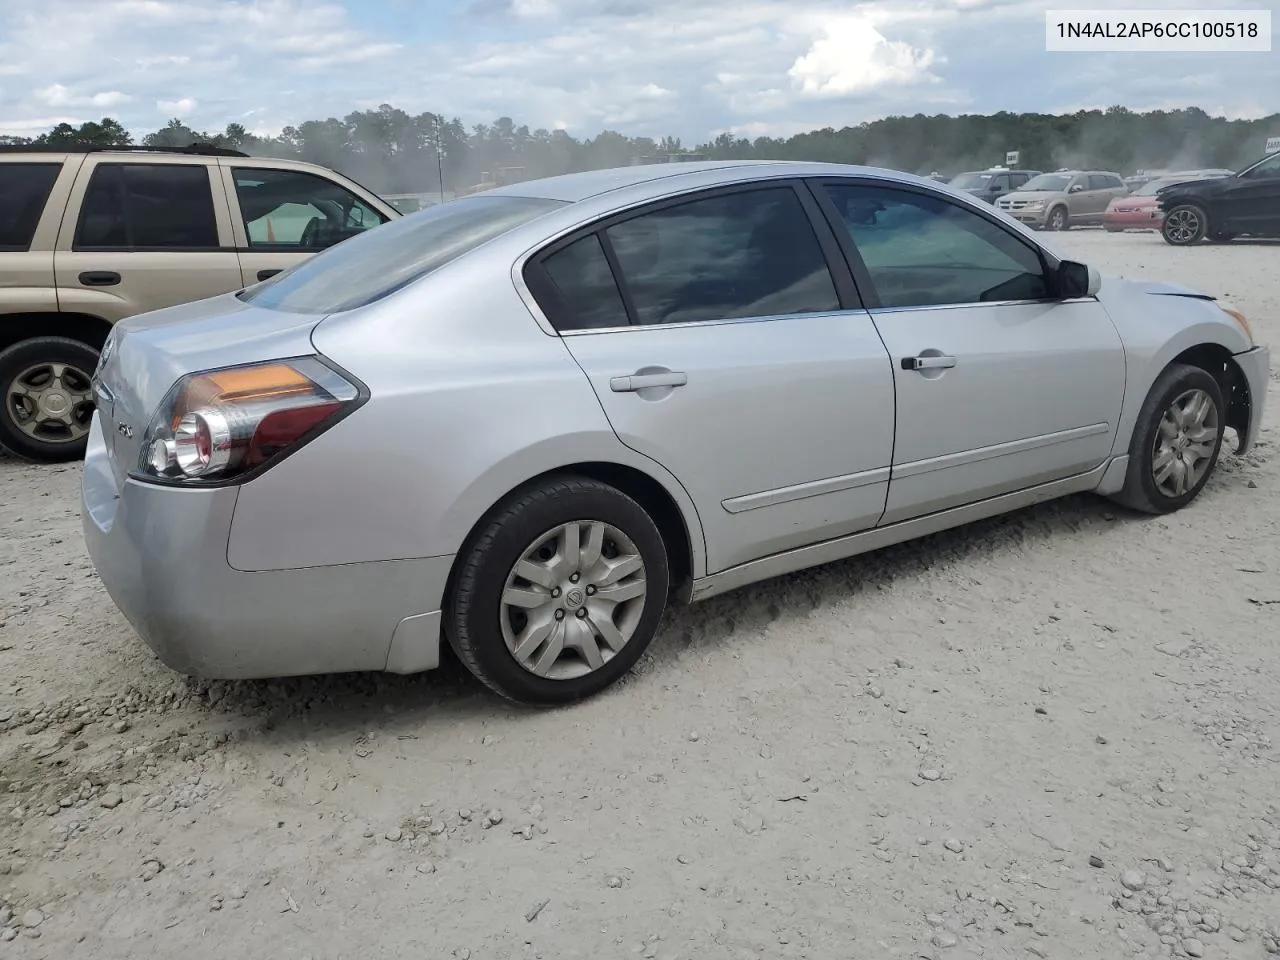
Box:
540 234 628 330
989 174 1011 191
0 163 61 251
820 183 1050 308
75 163 220 249
1088 174 1114 190
600 187 839 326
232 168 388 251
1010 173 1029 187
241 194 563 314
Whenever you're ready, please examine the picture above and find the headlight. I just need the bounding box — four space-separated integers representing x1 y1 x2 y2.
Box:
1219 303 1254 346
134 356 362 486
1025 201 1045 211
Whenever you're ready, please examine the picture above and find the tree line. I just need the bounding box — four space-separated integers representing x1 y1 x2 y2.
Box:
3 104 1276 195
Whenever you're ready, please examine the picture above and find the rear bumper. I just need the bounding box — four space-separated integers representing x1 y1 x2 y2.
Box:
80 415 452 680
1233 345 1270 455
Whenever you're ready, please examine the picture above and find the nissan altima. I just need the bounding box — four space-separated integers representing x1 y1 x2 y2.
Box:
81 161 1269 704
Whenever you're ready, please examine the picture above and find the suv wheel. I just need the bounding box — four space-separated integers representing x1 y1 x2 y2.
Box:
1162 204 1209 245
0 337 100 463
1046 206 1069 231
447 475 671 704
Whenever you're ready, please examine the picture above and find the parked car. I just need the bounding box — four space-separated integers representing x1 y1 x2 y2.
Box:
82 161 1268 704
0 143 399 462
1158 152 1280 245
948 168 1042 204
1104 171 1233 232
994 170 1129 230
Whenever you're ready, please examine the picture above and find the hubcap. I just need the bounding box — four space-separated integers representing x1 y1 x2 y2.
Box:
4 362 95 444
1165 209 1201 243
1050 210 1065 229
1152 388 1218 498
500 520 648 680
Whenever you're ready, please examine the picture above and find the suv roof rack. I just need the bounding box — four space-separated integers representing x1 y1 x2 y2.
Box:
0 142 249 158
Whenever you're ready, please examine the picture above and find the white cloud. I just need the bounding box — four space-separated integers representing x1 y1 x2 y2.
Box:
157 97 197 118
789 12 942 96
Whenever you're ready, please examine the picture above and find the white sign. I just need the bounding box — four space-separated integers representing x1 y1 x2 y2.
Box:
1266 136 1280 154
1006 150 1020 165
1045 10 1271 52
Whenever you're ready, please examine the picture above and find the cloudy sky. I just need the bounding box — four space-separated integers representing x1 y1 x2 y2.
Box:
0 0 1276 142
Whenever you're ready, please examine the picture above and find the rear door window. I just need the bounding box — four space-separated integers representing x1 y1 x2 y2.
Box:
0 163 62 251
231 168 388 251
74 164 220 249
1087 175 1114 191
600 187 840 326
540 234 629 330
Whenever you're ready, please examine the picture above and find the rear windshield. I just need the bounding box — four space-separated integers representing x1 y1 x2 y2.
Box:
0 162 62 251
239 194 566 314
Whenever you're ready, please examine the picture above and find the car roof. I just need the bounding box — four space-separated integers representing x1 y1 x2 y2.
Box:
481 159 939 203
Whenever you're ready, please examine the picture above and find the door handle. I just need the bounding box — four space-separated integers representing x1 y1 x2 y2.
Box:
609 371 688 392
78 271 121 287
257 269 282 282
901 355 957 371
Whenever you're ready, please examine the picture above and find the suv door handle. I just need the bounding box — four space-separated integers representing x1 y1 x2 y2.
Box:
901 355 957 371
78 271 121 287
257 269 282 282
610 371 688 392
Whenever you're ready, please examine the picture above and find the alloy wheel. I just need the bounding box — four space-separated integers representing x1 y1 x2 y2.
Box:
1164 208 1203 244
4 362 95 445
1151 388 1218 498
499 520 648 680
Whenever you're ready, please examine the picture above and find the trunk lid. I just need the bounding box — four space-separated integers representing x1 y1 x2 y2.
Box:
94 292 325 485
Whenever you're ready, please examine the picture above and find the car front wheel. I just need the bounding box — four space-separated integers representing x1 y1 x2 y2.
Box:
1046 206 1069 231
1162 204 1209 245
1112 363 1226 515
447 475 670 704
0 336 100 463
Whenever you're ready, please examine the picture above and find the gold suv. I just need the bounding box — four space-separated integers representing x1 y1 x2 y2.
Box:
0 144 399 461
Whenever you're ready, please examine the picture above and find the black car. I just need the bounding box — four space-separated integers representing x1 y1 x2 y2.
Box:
947 168 1042 204
1158 152 1280 245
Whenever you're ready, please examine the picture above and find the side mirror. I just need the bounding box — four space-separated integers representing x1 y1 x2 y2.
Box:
1068 183 1085 193
1056 260 1101 299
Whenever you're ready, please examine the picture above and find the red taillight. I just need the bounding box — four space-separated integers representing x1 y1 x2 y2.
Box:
136 357 360 484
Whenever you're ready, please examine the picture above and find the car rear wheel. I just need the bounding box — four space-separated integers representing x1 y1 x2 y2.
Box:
1162 204 1209 245
1208 231 1236 243
447 475 670 704
1046 206 1068 231
1111 363 1226 515
0 337 100 463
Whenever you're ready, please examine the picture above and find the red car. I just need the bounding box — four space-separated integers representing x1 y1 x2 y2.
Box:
1104 171 1232 232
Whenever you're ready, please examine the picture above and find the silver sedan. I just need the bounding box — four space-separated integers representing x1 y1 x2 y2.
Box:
81 161 1270 703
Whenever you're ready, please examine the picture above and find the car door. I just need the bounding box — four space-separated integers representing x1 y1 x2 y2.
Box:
1084 174 1123 221
54 158 243 323
809 178 1126 525
1214 153 1280 233
525 182 896 573
218 164 393 287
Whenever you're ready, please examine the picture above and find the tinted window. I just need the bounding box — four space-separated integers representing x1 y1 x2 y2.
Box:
75 164 219 249
989 174 1011 190
241 195 564 314
1088 175 1114 190
0 163 61 251
950 172 993 189
1022 174 1071 191
822 183 1050 308
1010 173 1030 187
602 188 838 326
232 168 388 251
541 235 627 330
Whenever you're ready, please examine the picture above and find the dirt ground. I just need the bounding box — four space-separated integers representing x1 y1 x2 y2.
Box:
1 229 1278 960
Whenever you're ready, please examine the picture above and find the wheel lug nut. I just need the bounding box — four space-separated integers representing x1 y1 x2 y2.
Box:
586 585 596 596
551 587 561 598
554 609 565 620
576 609 586 618
569 573 580 583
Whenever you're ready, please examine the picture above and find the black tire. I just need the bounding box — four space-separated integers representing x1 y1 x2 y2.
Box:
1161 204 1209 245
1112 363 1226 515
0 336 100 463
1046 206 1069 231
1208 231 1236 244
446 475 670 704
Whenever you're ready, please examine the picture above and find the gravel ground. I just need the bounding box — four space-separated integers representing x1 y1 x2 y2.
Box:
1 230 1278 960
